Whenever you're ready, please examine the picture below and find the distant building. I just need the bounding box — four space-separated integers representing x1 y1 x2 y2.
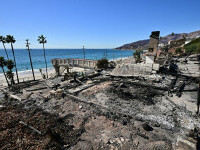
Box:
168 40 172 45
185 40 191 45
158 43 165 47
196 35 200 39
142 50 148 53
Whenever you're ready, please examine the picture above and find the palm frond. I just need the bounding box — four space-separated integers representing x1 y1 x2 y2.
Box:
38 35 47 44
6 35 16 43
0 56 6 68
6 59 15 70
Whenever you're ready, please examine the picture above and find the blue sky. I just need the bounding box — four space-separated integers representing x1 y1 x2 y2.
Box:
0 0 200 49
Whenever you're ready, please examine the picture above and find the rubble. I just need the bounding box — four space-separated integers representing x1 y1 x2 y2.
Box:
0 104 84 149
0 54 200 149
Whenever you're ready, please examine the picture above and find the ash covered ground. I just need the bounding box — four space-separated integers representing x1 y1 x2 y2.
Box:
0 58 200 149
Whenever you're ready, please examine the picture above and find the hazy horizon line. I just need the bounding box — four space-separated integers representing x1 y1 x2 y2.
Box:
2 48 121 50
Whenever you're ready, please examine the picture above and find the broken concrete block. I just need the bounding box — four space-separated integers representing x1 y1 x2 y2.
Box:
133 139 139 147
55 92 63 99
175 136 196 150
153 64 160 71
51 89 64 99
21 90 33 100
10 95 22 101
49 90 56 98
29 93 43 101
151 70 157 74
56 89 64 93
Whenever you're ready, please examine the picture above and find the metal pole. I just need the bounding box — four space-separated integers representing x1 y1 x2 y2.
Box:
113 50 114 61
83 46 85 59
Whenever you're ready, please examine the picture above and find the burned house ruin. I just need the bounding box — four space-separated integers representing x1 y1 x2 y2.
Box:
145 31 160 63
148 31 160 53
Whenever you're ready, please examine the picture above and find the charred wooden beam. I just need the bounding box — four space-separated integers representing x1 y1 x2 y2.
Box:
168 77 177 95
176 82 185 98
124 81 197 92
19 121 42 135
160 70 199 81
125 81 168 91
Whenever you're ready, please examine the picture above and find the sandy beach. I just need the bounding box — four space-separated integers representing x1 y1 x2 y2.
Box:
0 56 134 87
0 67 87 87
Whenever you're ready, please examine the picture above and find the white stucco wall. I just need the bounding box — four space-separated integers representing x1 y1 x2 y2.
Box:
146 55 154 64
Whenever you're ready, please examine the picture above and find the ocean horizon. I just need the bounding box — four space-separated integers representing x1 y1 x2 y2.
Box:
0 49 134 74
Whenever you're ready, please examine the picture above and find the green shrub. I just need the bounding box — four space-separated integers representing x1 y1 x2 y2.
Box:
184 38 200 54
161 45 169 52
97 58 109 69
170 39 186 48
175 47 183 54
133 50 142 63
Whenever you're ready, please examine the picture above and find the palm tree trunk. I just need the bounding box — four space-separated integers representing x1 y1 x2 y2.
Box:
11 70 15 85
2 67 9 86
43 44 48 78
11 43 19 83
3 43 9 59
28 49 35 80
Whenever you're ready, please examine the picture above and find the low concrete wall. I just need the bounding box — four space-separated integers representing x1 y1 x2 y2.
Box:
110 63 160 77
51 58 97 69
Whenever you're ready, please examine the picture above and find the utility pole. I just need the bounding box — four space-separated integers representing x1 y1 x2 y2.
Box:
26 39 35 80
112 50 114 61
83 46 85 59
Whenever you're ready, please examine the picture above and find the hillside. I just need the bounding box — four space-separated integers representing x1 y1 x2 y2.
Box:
116 30 200 50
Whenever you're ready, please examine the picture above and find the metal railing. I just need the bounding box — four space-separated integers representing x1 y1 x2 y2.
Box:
51 58 97 69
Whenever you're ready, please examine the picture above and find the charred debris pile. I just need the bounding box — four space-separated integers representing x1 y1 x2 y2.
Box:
0 55 200 149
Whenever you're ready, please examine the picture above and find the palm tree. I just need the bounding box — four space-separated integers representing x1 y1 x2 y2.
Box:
6 35 19 83
26 39 35 80
0 56 9 86
37 35 48 78
6 59 15 85
0 36 9 59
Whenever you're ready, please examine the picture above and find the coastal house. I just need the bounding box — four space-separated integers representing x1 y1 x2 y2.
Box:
185 40 191 45
158 43 165 48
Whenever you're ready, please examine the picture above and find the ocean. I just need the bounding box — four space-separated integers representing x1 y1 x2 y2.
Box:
0 49 134 73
